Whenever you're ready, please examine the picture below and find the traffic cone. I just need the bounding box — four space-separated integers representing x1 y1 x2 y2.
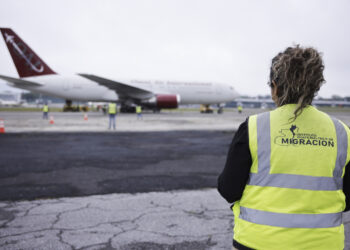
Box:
0 119 5 133
49 116 54 124
84 113 88 121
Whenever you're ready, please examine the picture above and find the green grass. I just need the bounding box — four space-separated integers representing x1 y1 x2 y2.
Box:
0 107 63 112
162 108 201 112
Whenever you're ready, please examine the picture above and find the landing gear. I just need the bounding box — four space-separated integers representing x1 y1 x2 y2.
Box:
217 103 225 114
217 107 223 114
63 100 80 112
120 104 136 113
66 100 72 107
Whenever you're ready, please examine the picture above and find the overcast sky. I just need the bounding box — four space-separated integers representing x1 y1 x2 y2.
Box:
0 0 349 98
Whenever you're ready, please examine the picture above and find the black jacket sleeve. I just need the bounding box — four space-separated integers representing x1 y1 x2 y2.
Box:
343 161 350 212
217 119 252 203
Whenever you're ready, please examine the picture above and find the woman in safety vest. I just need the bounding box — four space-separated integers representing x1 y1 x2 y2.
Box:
218 45 350 250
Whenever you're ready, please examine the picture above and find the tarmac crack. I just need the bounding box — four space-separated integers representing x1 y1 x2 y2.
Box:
149 199 183 210
50 203 91 230
57 229 74 250
50 210 147 235
0 228 53 239
20 203 42 218
133 228 226 242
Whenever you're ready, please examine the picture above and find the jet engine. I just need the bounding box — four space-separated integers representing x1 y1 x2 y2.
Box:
155 94 180 108
143 94 180 109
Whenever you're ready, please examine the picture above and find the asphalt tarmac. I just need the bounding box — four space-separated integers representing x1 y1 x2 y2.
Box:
1 109 350 250
0 130 233 201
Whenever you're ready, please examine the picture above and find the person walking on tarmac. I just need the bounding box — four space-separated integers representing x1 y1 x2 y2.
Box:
218 45 350 250
42 103 49 119
108 102 117 130
136 105 142 120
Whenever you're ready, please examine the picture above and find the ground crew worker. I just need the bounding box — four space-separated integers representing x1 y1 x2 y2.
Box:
237 104 243 114
108 102 117 130
136 105 142 120
42 103 49 119
218 45 350 250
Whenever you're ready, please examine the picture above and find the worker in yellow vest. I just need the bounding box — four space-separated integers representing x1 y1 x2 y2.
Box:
42 103 49 119
108 103 117 130
237 104 243 114
218 45 350 250
136 105 142 120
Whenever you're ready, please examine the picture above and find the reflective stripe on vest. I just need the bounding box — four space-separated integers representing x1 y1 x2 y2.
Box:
332 117 348 188
240 111 348 229
247 112 348 191
240 207 342 228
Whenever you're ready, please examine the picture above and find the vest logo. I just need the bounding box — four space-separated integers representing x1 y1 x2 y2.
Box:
274 124 334 147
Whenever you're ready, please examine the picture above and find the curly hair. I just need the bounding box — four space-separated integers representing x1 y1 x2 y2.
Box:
268 45 325 120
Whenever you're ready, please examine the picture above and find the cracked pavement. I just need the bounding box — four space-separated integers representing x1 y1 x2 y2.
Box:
0 189 235 250
0 189 350 250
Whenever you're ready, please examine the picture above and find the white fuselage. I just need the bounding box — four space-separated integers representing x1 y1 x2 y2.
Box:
11 74 238 104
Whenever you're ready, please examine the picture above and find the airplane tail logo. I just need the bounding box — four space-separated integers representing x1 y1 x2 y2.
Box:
0 28 56 78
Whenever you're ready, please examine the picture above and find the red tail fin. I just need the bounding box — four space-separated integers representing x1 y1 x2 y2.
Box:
0 28 55 78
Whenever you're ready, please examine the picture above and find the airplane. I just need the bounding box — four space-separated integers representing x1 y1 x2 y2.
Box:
0 28 238 113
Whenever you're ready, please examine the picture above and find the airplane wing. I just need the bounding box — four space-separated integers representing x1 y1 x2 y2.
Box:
0 74 42 87
78 74 154 100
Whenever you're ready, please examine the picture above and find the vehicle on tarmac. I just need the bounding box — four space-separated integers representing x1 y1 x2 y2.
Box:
0 28 238 113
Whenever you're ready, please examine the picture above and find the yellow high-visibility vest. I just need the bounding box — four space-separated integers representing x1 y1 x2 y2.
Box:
108 103 117 114
43 105 49 112
233 104 350 250
136 106 142 114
